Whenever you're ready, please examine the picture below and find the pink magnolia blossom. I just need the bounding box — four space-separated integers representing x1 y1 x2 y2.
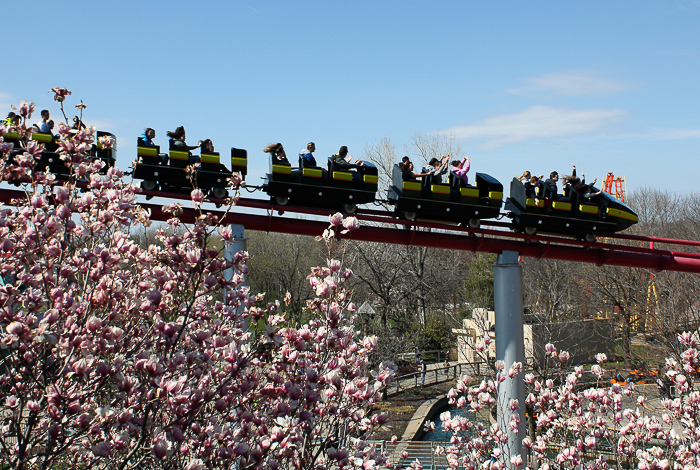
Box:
152 438 170 461
25 139 44 158
545 343 556 356
230 173 242 186
184 459 205 470
507 362 522 378
328 258 342 272
191 188 205 204
329 212 343 226
0 91 395 470
20 91 700 470
6 321 25 337
220 225 233 240
15 100 35 118
57 122 72 135
341 216 359 233
50 87 72 102
92 441 111 458
98 135 115 149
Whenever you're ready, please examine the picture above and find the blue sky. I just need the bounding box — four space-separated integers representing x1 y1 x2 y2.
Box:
2 1 699 194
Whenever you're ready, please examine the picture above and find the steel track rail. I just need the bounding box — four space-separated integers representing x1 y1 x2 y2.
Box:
2 186 699 273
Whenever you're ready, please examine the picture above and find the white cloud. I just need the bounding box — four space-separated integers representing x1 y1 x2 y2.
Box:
646 128 700 140
436 106 627 149
508 70 632 96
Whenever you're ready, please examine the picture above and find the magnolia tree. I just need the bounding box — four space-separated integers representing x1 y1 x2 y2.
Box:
433 336 700 470
0 91 394 469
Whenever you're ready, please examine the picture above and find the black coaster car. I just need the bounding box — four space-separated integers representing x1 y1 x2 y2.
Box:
386 165 503 228
504 178 638 241
3 130 116 181
132 139 246 198
264 155 378 213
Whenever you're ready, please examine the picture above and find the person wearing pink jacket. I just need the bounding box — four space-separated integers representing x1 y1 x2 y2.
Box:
450 156 470 186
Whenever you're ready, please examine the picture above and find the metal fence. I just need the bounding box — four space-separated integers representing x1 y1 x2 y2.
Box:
369 440 632 470
370 440 451 470
396 349 451 364
387 361 487 396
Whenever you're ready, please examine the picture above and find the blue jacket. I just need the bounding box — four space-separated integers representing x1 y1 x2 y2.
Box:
139 133 155 146
300 151 317 167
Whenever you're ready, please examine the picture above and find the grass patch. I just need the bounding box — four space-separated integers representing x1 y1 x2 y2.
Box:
613 341 667 368
374 402 416 413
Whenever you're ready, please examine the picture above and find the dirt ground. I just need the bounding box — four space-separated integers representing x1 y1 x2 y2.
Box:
371 380 456 441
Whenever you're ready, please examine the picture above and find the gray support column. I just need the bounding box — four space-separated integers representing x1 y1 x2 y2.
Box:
223 224 248 327
493 251 526 468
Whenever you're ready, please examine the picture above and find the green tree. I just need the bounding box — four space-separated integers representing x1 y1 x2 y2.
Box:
460 253 496 311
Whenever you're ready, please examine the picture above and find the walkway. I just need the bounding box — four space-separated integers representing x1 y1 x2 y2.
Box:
378 371 675 470
387 361 487 396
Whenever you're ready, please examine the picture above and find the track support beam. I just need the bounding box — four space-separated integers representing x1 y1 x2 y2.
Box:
494 251 526 469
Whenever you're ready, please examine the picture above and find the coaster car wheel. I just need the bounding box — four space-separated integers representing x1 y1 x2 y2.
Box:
275 195 290 206
141 180 158 191
468 218 480 229
402 211 417 221
524 226 537 235
343 202 357 214
211 186 228 199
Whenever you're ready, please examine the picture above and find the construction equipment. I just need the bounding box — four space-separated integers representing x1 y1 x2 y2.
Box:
603 172 627 202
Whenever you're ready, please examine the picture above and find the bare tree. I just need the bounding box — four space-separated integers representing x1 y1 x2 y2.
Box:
522 259 590 320
624 189 700 358
349 241 407 331
246 231 326 325
362 136 397 202
408 133 463 167
363 133 464 206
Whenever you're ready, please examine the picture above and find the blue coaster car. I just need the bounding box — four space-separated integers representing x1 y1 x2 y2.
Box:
264 155 378 213
3 130 116 180
386 166 503 228
504 178 638 241
132 139 246 198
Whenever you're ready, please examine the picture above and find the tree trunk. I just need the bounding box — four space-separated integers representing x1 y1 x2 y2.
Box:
417 297 426 326
528 408 538 470
622 307 632 367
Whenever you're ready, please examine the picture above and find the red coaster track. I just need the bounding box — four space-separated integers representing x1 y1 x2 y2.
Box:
2 186 699 274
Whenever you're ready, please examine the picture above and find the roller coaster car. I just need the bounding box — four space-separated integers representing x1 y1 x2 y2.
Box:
264 155 378 213
132 138 247 199
2 130 116 180
504 178 638 241
386 165 503 228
